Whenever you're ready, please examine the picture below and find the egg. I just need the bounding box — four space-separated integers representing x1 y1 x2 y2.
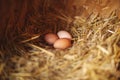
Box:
44 33 59 45
57 30 72 40
53 38 72 49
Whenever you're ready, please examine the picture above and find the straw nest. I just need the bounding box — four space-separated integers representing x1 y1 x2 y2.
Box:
0 0 120 80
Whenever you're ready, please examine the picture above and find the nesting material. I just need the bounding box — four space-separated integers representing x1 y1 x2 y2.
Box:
1 12 120 80
0 0 120 80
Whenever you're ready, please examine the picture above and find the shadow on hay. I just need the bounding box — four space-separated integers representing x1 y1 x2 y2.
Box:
0 0 72 57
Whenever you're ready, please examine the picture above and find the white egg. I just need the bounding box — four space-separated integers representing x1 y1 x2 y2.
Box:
57 30 72 40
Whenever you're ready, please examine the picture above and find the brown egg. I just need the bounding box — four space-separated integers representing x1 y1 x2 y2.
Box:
53 38 72 49
44 33 59 45
57 30 72 40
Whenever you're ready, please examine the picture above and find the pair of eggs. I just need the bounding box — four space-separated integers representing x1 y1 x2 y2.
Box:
44 30 72 49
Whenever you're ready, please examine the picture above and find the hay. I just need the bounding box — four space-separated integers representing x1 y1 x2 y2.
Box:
0 0 120 80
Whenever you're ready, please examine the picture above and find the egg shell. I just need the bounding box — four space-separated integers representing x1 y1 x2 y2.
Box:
57 30 72 40
44 33 59 45
53 38 71 49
